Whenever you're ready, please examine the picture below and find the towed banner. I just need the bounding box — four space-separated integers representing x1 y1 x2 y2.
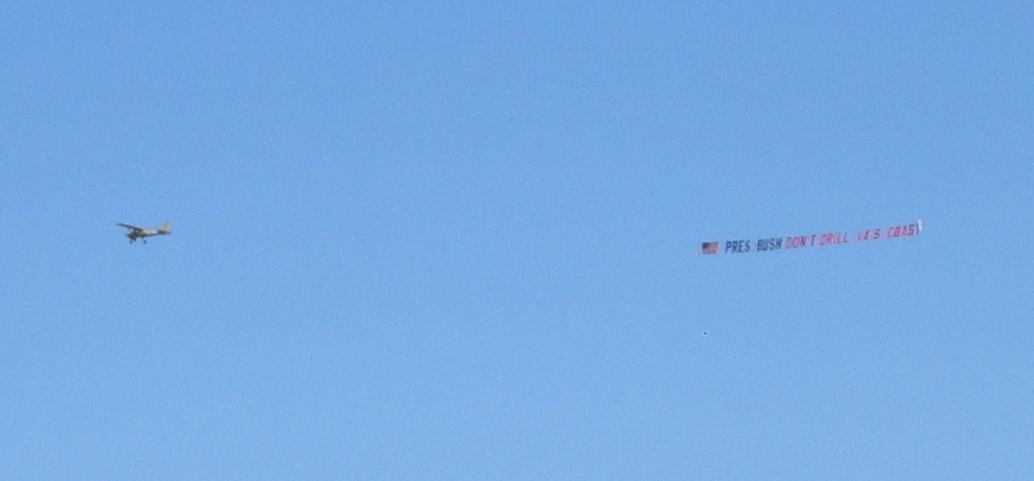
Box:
701 220 923 256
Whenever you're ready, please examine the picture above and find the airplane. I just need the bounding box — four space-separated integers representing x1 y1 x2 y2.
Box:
117 221 171 244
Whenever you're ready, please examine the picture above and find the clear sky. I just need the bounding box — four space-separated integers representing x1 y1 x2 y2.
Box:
2 2 1033 480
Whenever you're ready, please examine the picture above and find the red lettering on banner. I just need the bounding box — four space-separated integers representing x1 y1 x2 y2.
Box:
857 228 883 242
819 232 848 246
887 224 920 238
785 236 813 249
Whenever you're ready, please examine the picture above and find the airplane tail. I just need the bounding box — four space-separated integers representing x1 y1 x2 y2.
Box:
159 221 172 234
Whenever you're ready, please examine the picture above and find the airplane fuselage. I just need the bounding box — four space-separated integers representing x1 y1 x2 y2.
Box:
127 229 162 242
119 222 171 244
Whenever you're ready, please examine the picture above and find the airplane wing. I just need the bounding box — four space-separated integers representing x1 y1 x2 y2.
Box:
117 223 143 231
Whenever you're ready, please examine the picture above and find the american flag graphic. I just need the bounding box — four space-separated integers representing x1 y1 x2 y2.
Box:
701 242 719 255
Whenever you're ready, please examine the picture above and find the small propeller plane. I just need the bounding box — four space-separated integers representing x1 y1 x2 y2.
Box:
117 221 171 244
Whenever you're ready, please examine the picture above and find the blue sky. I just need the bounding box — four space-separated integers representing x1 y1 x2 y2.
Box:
2 2 1033 479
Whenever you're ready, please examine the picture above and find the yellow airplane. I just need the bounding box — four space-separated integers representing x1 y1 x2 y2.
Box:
117 221 171 244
